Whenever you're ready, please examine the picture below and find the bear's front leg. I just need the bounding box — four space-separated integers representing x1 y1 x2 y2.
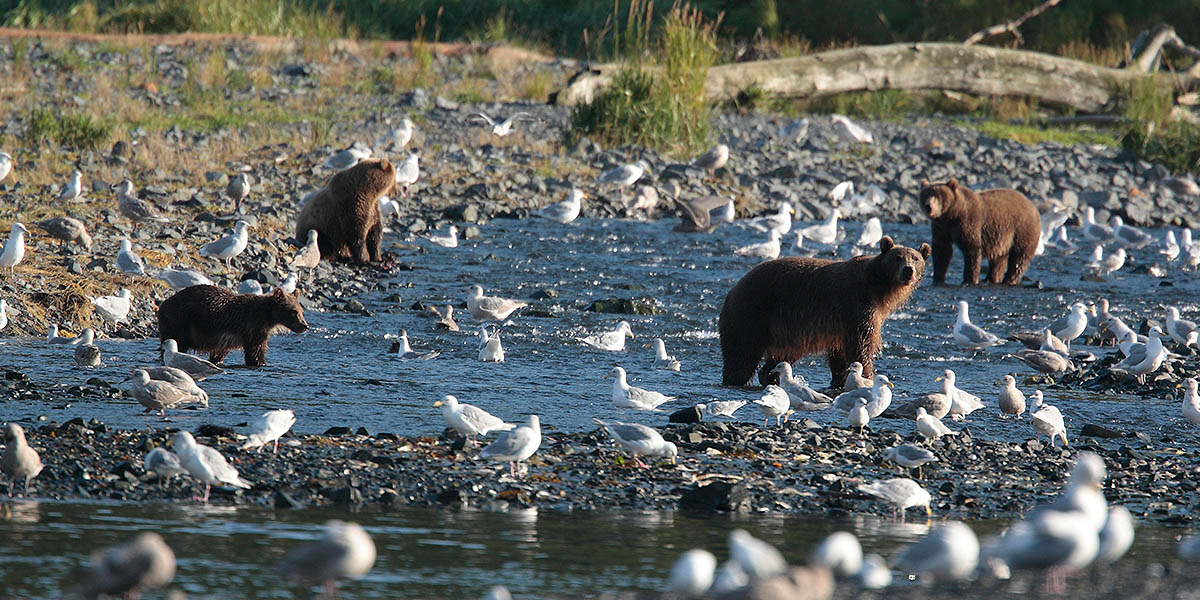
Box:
243 336 269 366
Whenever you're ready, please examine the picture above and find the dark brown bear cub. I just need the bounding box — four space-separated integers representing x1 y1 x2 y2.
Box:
158 285 308 367
918 178 1039 286
294 157 395 266
719 236 930 387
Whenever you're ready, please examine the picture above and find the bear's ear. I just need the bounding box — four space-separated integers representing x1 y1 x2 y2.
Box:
919 178 929 187
271 288 286 299
919 242 932 259
947 178 958 190
879 236 895 253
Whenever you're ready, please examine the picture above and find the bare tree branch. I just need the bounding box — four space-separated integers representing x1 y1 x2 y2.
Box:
963 0 1064 47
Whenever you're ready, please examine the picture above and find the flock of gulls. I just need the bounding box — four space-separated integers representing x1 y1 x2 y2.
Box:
1 109 1200 598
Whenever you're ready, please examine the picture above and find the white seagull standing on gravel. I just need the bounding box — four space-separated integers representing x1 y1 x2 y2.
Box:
1030 391 1067 447
472 111 532 137
0 151 12 184
692 143 729 175
91 288 132 324
116 239 145 279
534 187 584 224
592 417 678 468
156 267 212 290
200 220 249 269
478 414 541 478
57 169 83 201
753 385 792 427
170 431 251 503
241 409 297 453
598 160 649 198
1181 378 1199 427
952 300 1002 349
433 395 514 445
225 172 250 213
377 117 414 151
831 114 874 145
0 222 28 274
394 152 420 197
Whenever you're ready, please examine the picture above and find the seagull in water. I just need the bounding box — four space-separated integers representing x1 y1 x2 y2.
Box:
478 329 505 362
428 225 458 248
240 409 297 453
855 217 883 249
893 521 980 581
607 366 674 410
952 300 1002 349
579 320 634 352
74 328 101 367
534 187 584 224
1098 247 1126 277
998 375 1027 419
1030 391 1068 447
0 299 7 333
1109 215 1153 249
275 520 376 597
170 431 252 502
161 339 225 379
749 201 793 235
799 209 841 246
592 417 678 468
1080 206 1113 243
1181 378 1199 427
833 374 893 417
478 414 541 478
665 549 717 597
200 220 250 269
46 324 77 344
72 532 176 600
433 395 514 446
466 285 527 321
646 338 681 371
0 222 28 274
733 229 781 260
770 362 833 411
394 152 420 197
387 329 440 360
472 111 532 137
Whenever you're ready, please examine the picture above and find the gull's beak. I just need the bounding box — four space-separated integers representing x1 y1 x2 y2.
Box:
433 401 444 407
603 372 614 380
670 455 677 465
925 505 932 516
935 375 944 382
886 381 894 388
627 331 635 339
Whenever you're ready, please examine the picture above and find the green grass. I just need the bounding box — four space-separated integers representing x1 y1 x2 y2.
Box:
23 108 113 150
971 121 1117 147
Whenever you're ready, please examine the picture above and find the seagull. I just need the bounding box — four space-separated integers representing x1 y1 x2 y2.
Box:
810 531 862 580
478 329 505 362
952 300 1002 349
631 184 659 213
728 529 787 579
472 111 532 136
753 385 792 427
592 417 678 468
127 369 194 418
692 143 729 175
710 198 735 224
733 229 781 259
998 375 1027 419
142 366 208 407
0 151 11 183
323 142 372 170
579 320 634 352
770 362 833 411
1181 378 1199 427
143 447 187 482
892 521 980 581
161 339 225 379
1161 230 1180 261
1099 247 1126 277
46 324 78 344
828 181 854 204
887 372 955 419
1005 348 1074 376
377 116 414 151
1051 302 1089 345
0 222 28 273
224 172 250 212
290 229 321 275
156 267 212 290
1030 391 1068 447
843 362 872 390
387 329 440 360
534 187 584 224
849 397 870 433
72 533 176 600
278 273 298 295
113 179 169 229
607 366 674 410
1086 244 1104 268
466 285 527 321
696 400 746 419
646 338 681 371
394 152 420 197
33 216 92 254
1097 506 1135 565
240 410 297 453
1109 215 1153 249
57 169 83 201
748 203 794 238
883 444 938 478
74 328 101 367
428 304 460 331
598 160 650 198
831 114 874 145
916 407 957 441
666 549 717 597
1 423 43 496
115 239 145 279
1166 307 1198 346
478 414 541 478
378 196 401 222
199 220 250 269
855 217 883 249
779 118 810 145
857 478 931 521
799 209 841 246
91 288 132 324
0 299 7 333
1080 206 1113 243
669 194 729 233
1048 226 1078 253
275 520 376 597
428 225 459 248
832 374 892 416
1112 326 1165 383
170 431 252 502
434 395 514 445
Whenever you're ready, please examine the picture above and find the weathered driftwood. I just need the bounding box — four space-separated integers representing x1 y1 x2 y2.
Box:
555 42 1168 113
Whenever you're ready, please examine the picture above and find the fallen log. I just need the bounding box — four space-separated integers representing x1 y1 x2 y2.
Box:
554 42 1170 113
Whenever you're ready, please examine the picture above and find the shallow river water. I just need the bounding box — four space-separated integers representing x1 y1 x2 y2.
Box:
1 217 1198 597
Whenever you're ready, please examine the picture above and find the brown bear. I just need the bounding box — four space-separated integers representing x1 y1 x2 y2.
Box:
158 285 308 367
295 157 394 265
719 236 931 387
918 178 1039 286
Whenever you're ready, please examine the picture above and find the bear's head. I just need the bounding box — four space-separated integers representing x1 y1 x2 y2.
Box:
878 236 932 286
918 178 961 219
336 157 396 198
269 289 309 334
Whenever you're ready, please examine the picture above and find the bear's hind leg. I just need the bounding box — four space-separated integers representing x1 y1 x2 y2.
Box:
1004 247 1033 285
826 350 850 389
987 254 1009 284
366 221 383 263
208 349 230 365
721 341 765 387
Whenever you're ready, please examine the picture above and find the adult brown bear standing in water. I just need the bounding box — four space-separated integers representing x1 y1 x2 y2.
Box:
158 285 308 367
719 236 931 387
918 178 1039 286
295 157 395 266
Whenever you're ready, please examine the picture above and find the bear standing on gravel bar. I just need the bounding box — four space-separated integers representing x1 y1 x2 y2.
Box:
158 285 308 367
719 236 931 388
295 157 394 266
918 178 1040 286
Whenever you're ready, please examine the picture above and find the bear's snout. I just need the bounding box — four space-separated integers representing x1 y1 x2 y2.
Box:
291 317 309 333
899 265 915 283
